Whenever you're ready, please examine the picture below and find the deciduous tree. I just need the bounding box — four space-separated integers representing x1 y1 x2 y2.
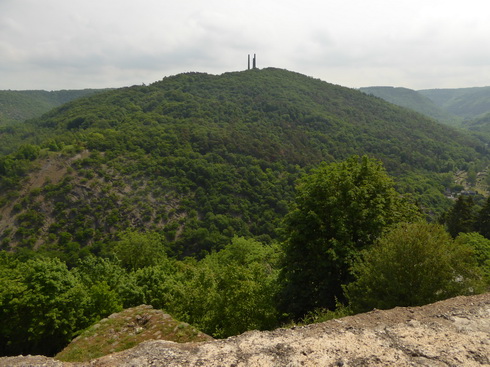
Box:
0 256 87 356
475 196 490 239
443 195 477 237
345 222 484 313
170 237 280 337
113 230 168 271
455 232 490 285
278 156 420 318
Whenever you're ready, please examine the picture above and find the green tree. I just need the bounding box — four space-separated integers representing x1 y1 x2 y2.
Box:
444 195 477 237
170 237 280 338
73 255 141 314
345 222 484 313
15 144 41 161
0 255 88 356
278 155 421 319
131 259 178 310
455 232 490 286
475 196 490 239
467 166 477 187
485 170 490 191
113 230 168 271
82 281 122 324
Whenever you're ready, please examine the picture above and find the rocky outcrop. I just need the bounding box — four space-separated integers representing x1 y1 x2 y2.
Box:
55 305 213 363
2 293 489 366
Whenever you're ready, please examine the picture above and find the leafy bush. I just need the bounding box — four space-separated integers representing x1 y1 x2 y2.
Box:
167 237 281 338
455 232 490 286
345 222 485 313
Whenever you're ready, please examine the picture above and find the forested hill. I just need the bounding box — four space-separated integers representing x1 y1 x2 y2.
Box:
0 89 108 124
361 86 490 121
464 112 490 136
419 86 490 119
30 68 484 171
359 86 461 125
360 86 490 137
0 68 487 257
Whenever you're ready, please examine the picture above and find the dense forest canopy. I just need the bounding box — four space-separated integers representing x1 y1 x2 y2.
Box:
0 68 488 257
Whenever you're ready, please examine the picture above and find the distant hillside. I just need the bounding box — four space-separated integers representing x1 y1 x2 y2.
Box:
0 68 487 257
359 86 461 125
463 112 490 137
0 89 108 124
419 86 490 119
360 86 490 143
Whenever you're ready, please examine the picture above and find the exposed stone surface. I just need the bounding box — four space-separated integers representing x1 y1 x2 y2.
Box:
55 305 213 363
1 293 489 366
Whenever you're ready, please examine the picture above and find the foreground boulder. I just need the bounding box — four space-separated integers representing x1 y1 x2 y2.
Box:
1 293 489 366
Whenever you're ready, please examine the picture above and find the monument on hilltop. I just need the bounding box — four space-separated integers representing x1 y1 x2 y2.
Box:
247 54 257 70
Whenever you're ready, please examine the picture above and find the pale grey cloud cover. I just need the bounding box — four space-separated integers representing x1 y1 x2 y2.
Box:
1 0 489 90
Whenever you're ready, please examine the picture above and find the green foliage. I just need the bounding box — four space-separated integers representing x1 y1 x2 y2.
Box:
0 253 141 357
131 263 177 310
82 281 123 323
1 69 490 356
0 255 87 356
0 145 41 190
299 301 353 326
278 155 421 319
345 222 484 313
0 89 109 125
455 232 490 285
464 112 490 143
360 86 462 126
419 86 490 119
442 195 478 237
169 237 280 338
475 196 490 239
113 230 168 271
73 255 142 310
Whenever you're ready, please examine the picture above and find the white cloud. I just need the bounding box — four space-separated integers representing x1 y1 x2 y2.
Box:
0 0 489 90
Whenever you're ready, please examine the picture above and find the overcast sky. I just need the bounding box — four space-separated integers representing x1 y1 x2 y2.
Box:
1 0 489 91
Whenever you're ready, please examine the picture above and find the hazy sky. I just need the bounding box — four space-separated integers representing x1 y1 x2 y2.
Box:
1 0 489 90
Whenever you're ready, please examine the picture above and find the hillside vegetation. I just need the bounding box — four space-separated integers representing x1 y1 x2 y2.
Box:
419 86 490 119
361 85 490 143
0 89 108 125
463 112 490 137
1 68 490 358
360 86 461 125
1 68 487 257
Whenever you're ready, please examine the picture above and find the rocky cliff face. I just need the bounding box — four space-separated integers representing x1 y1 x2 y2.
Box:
2 293 489 366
